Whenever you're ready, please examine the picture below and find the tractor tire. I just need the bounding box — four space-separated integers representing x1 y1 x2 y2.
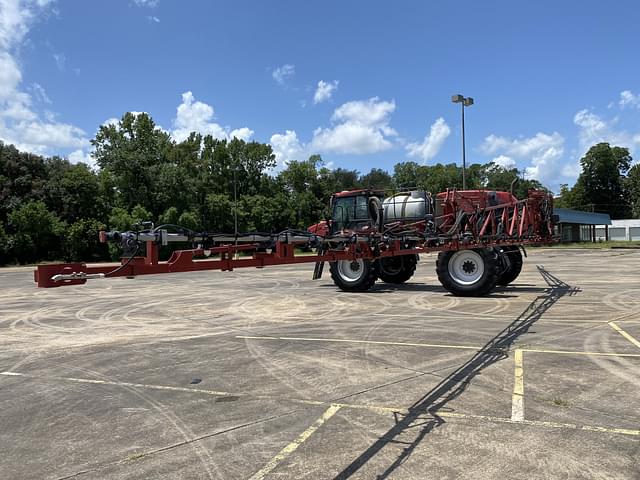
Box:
377 255 418 284
496 246 523 286
329 258 378 292
436 248 500 297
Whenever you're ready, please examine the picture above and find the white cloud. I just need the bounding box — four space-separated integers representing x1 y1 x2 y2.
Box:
491 155 516 170
52 52 65 71
313 80 338 104
573 108 640 153
172 91 253 142
406 117 450 161
68 149 95 167
480 131 565 185
272 64 295 85
0 1 89 157
0 0 52 50
30 82 50 104
619 90 640 109
229 127 253 141
310 97 396 154
269 129 305 169
0 51 21 99
133 0 158 7
102 117 120 127
480 132 564 158
146 15 160 23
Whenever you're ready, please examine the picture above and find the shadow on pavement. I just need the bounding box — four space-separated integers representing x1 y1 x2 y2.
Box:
333 265 580 480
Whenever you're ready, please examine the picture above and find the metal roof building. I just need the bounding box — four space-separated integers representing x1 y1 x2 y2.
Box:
553 208 612 242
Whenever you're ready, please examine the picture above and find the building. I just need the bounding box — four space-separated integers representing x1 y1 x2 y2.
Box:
595 219 640 241
553 208 612 242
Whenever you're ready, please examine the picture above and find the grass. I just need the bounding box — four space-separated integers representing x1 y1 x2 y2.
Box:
550 397 571 407
549 241 640 249
536 396 571 407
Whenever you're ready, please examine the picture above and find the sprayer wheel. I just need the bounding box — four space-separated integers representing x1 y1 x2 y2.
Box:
329 258 378 292
377 254 418 284
496 246 523 286
436 248 500 296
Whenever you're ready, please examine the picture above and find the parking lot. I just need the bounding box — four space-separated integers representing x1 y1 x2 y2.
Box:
1 248 639 479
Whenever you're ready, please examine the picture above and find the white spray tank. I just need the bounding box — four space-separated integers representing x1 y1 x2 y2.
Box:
381 190 432 226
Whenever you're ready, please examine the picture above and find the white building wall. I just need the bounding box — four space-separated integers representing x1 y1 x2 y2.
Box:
595 219 640 241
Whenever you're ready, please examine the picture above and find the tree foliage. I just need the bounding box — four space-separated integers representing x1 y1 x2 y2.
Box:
3 112 635 266
555 143 634 219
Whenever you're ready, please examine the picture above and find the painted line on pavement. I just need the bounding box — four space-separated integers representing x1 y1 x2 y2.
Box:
511 349 524 422
609 322 640 350
248 405 341 480
2 371 638 437
237 335 480 350
237 335 640 357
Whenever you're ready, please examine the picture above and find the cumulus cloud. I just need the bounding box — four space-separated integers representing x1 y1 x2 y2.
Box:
0 1 89 157
172 91 253 142
573 108 640 154
313 80 338 104
491 155 516 170
133 0 159 7
101 117 120 127
619 90 640 109
406 117 450 161
269 129 305 169
310 97 396 154
68 149 95 167
480 131 565 185
272 64 295 85
146 15 160 23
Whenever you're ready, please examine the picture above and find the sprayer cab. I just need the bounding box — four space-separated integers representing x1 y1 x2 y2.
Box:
324 189 435 236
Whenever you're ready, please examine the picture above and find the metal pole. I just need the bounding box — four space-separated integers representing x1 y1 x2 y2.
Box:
461 102 466 190
233 162 239 258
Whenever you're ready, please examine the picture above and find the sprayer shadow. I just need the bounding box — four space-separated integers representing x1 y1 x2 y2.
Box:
332 265 579 480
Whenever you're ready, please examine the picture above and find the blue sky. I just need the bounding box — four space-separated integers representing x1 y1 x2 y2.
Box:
1 0 640 193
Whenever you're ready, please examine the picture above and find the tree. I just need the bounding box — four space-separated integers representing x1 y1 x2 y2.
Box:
481 163 545 199
563 143 631 218
0 222 9 265
92 112 173 214
626 164 640 218
0 142 49 221
360 168 393 190
63 219 108 262
7 201 65 263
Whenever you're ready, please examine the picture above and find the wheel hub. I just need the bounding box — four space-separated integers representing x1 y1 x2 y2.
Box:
337 259 366 282
448 250 485 286
462 260 476 274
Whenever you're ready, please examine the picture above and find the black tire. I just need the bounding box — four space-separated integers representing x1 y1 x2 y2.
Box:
329 258 378 292
377 255 418 284
496 246 523 286
436 248 500 296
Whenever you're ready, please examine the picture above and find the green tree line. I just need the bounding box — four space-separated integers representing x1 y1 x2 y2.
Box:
1 112 636 265
554 143 640 219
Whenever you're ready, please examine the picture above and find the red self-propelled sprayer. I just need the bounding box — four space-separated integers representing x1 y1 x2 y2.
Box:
34 187 557 296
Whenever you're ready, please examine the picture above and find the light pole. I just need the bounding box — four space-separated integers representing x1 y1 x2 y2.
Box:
451 94 474 190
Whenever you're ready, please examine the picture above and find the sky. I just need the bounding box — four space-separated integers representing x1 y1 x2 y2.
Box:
1 0 640 193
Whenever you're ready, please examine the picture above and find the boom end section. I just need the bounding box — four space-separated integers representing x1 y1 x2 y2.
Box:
35 263 88 288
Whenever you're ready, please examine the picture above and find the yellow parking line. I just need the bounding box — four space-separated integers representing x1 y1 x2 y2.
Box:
248 405 341 480
236 335 480 350
511 349 525 422
608 322 640 350
237 335 640 357
521 348 640 357
4 371 638 437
